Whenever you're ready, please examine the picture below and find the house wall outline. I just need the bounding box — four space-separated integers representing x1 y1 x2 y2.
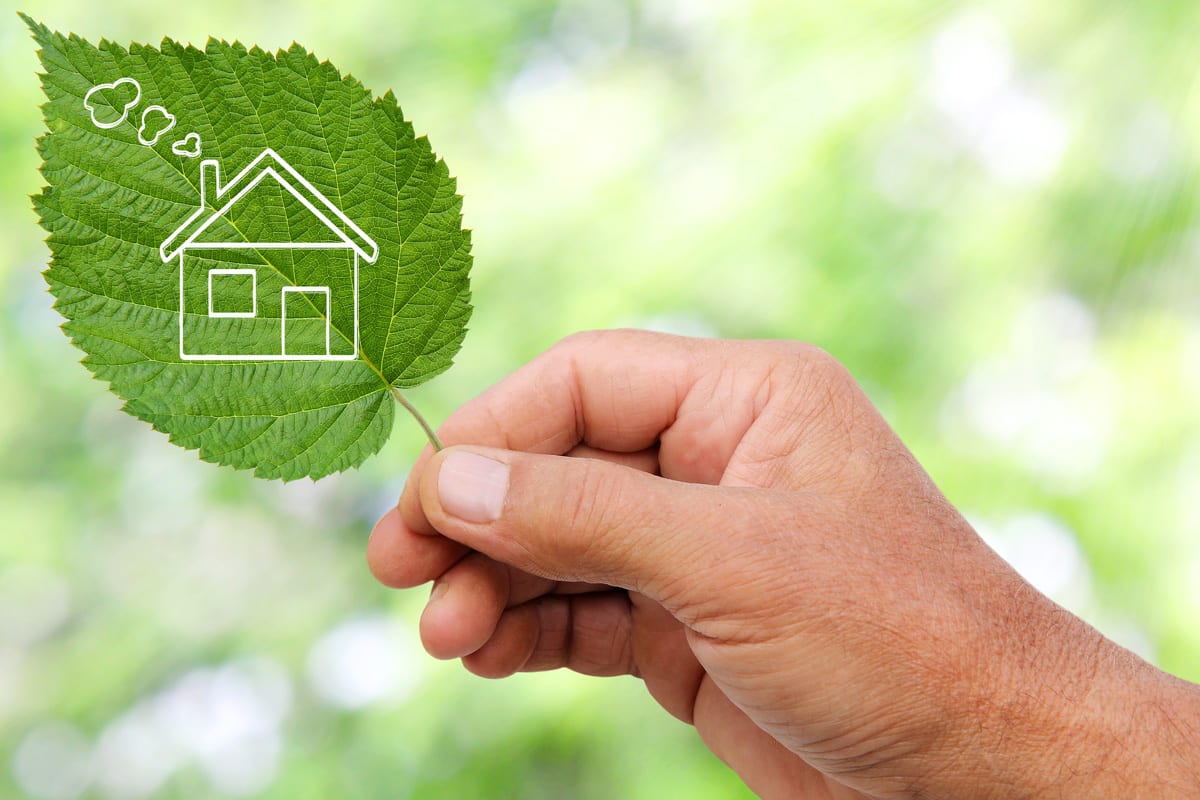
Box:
160 148 379 362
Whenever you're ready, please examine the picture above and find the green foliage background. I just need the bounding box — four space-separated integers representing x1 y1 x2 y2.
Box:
2 1 1199 798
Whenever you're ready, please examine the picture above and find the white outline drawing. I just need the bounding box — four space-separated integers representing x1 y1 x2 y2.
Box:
172 132 202 158
83 77 142 129
282 286 332 356
207 268 257 318
160 148 379 362
138 105 177 147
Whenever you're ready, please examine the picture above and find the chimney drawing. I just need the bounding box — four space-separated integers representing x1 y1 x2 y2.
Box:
199 159 221 209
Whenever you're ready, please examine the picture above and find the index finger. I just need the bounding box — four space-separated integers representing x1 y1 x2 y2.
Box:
399 329 770 535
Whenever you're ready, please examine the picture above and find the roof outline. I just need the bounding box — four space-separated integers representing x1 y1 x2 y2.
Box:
159 148 379 264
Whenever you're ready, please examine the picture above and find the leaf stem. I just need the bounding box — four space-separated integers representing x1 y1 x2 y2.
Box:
390 387 443 451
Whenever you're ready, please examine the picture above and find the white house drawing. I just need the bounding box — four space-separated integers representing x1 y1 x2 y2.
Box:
159 149 379 361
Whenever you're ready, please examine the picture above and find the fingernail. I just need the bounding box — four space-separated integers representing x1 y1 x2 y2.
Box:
428 580 450 605
438 450 509 523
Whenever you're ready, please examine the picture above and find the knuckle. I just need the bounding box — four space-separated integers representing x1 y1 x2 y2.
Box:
757 341 859 402
553 329 606 354
777 343 861 414
559 459 612 533
796 343 853 387
555 460 624 563
762 338 826 364
552 328 665 358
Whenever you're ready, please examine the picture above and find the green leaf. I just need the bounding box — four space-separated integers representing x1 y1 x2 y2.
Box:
26 14 472 480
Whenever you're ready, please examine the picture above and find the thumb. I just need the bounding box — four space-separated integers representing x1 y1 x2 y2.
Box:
418 445 757 604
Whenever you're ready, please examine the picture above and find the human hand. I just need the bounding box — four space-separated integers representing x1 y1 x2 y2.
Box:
368 330 1200 799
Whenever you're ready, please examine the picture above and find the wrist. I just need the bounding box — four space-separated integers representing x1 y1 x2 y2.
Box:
1059 652 1200 799
1022 636 1182 798
942 601 1200 799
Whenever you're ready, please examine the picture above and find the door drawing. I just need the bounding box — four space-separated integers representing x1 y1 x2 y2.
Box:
281 286 333 357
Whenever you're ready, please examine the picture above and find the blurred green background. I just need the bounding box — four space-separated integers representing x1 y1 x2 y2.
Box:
3 1 1199 797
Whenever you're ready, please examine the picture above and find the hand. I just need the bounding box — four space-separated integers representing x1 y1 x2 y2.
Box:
368 330 1200 799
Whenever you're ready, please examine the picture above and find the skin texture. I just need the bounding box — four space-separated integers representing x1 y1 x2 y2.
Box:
368 330 1200 799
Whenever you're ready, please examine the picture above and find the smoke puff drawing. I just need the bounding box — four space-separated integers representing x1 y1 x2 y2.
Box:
172 132 202 158
82 76 141 129
137 105 176 147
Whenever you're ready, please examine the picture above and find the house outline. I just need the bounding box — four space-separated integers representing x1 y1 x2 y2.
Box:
160 148 379 361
